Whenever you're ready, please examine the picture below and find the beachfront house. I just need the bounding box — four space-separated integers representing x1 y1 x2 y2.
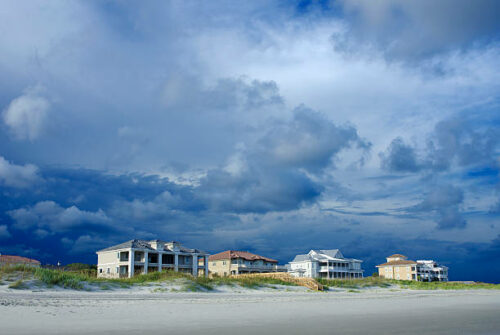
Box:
96 239 209 278
0 254 41 267
376 254 448 282
208 250 286 276
288 249 364 279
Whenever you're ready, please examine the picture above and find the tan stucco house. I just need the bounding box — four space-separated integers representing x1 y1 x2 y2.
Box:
208 250 284 276
96 239 209 278
377 254 448 281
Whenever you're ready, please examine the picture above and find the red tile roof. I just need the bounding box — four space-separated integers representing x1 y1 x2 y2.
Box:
376 260 417 267
208 250 277 263
0 255 41 265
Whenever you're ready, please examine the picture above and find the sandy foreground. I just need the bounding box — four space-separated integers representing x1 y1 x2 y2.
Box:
1 288 499 335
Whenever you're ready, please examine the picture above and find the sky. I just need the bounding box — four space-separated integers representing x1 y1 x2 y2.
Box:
0 0 499 282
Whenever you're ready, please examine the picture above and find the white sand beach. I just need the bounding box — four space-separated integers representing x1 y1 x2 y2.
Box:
1 288 499 335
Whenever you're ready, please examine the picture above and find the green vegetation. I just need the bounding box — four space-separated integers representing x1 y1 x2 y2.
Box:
318 277 392 290
318 276 500 291
0 265 297 291
3 265 496 292
8 279 27 289
397 280 500 290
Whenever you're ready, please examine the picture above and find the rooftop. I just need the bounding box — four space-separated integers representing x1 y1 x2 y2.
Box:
0 255 41 265
291 249 362 263
376 260 417 267
388 254 407 258
208 250 277 263
96 239 206 254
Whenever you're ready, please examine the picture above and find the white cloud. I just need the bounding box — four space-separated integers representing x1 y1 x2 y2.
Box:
2 86 50 141
0 156 41 188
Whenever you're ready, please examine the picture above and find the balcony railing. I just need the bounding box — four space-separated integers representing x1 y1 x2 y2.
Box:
320 266 360 272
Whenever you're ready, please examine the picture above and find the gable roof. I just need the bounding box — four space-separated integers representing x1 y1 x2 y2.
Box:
97 239 155 252
0 255 40 265
96 239 206 254
317 249 344 259
292 254 312 262
290 249 361 263
376 260 417 267
208 250 277 263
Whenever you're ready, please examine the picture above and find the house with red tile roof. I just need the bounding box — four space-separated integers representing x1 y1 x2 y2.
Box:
0 255 41 267
208 250 284 276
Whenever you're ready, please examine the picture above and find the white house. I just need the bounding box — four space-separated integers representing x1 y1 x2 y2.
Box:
288 249 363 279
416 260 448 282
96 239 209 278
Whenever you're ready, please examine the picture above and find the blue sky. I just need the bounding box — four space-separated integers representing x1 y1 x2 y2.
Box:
0 0 499 282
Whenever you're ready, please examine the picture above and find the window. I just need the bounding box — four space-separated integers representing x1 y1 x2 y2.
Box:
106 268 110 274
117 252 120 259
223 261 226 265
116 267 119 273
99 268 103 274
212 262 216 266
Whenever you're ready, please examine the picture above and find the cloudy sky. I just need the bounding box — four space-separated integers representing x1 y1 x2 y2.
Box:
1 0 499 282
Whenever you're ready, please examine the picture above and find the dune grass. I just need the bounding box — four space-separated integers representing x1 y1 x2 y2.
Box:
8 279 28 289
4 265 495 292
317 277 392 290
318 276 500 291
397 280 500 290
0 265 297 291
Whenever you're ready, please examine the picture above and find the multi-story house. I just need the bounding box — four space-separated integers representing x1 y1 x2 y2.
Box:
208 250 285 276
376 254 448 281
415 260 448 282
288 249 364 279
96 239 209 278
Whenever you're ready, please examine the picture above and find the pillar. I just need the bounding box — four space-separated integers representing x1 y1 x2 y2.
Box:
192 253 198 277
174 253 179 272
204 256 208 278
158 253 162 272
144 251 148 274
128 249 134 278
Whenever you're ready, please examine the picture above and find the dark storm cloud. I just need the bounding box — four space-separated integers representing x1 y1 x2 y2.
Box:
412 184 467 230
381 115 500 173
379 137 420 172
336 0 500 60
197 108 368 213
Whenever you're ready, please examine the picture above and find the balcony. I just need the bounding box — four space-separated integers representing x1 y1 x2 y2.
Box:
320 266 352 272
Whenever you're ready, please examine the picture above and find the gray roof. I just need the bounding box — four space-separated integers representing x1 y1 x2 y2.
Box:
289 249 362 263
318 249 344 259
97 239 206 254
98 239 154 252
291 254 312 262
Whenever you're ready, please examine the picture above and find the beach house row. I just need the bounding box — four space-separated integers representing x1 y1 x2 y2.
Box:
96 240 447 281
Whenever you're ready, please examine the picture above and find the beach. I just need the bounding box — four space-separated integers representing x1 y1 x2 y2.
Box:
1 289 499 335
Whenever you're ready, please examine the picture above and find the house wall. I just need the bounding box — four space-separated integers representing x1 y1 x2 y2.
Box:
97 250 123 278
378 265 417 280
208 259 231 276
290 261 318 278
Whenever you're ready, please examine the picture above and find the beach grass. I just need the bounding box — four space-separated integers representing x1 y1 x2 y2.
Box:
396 280 500 290
318 277 392 290
3 265 497 291
318 276 500 291
0 265 296 291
